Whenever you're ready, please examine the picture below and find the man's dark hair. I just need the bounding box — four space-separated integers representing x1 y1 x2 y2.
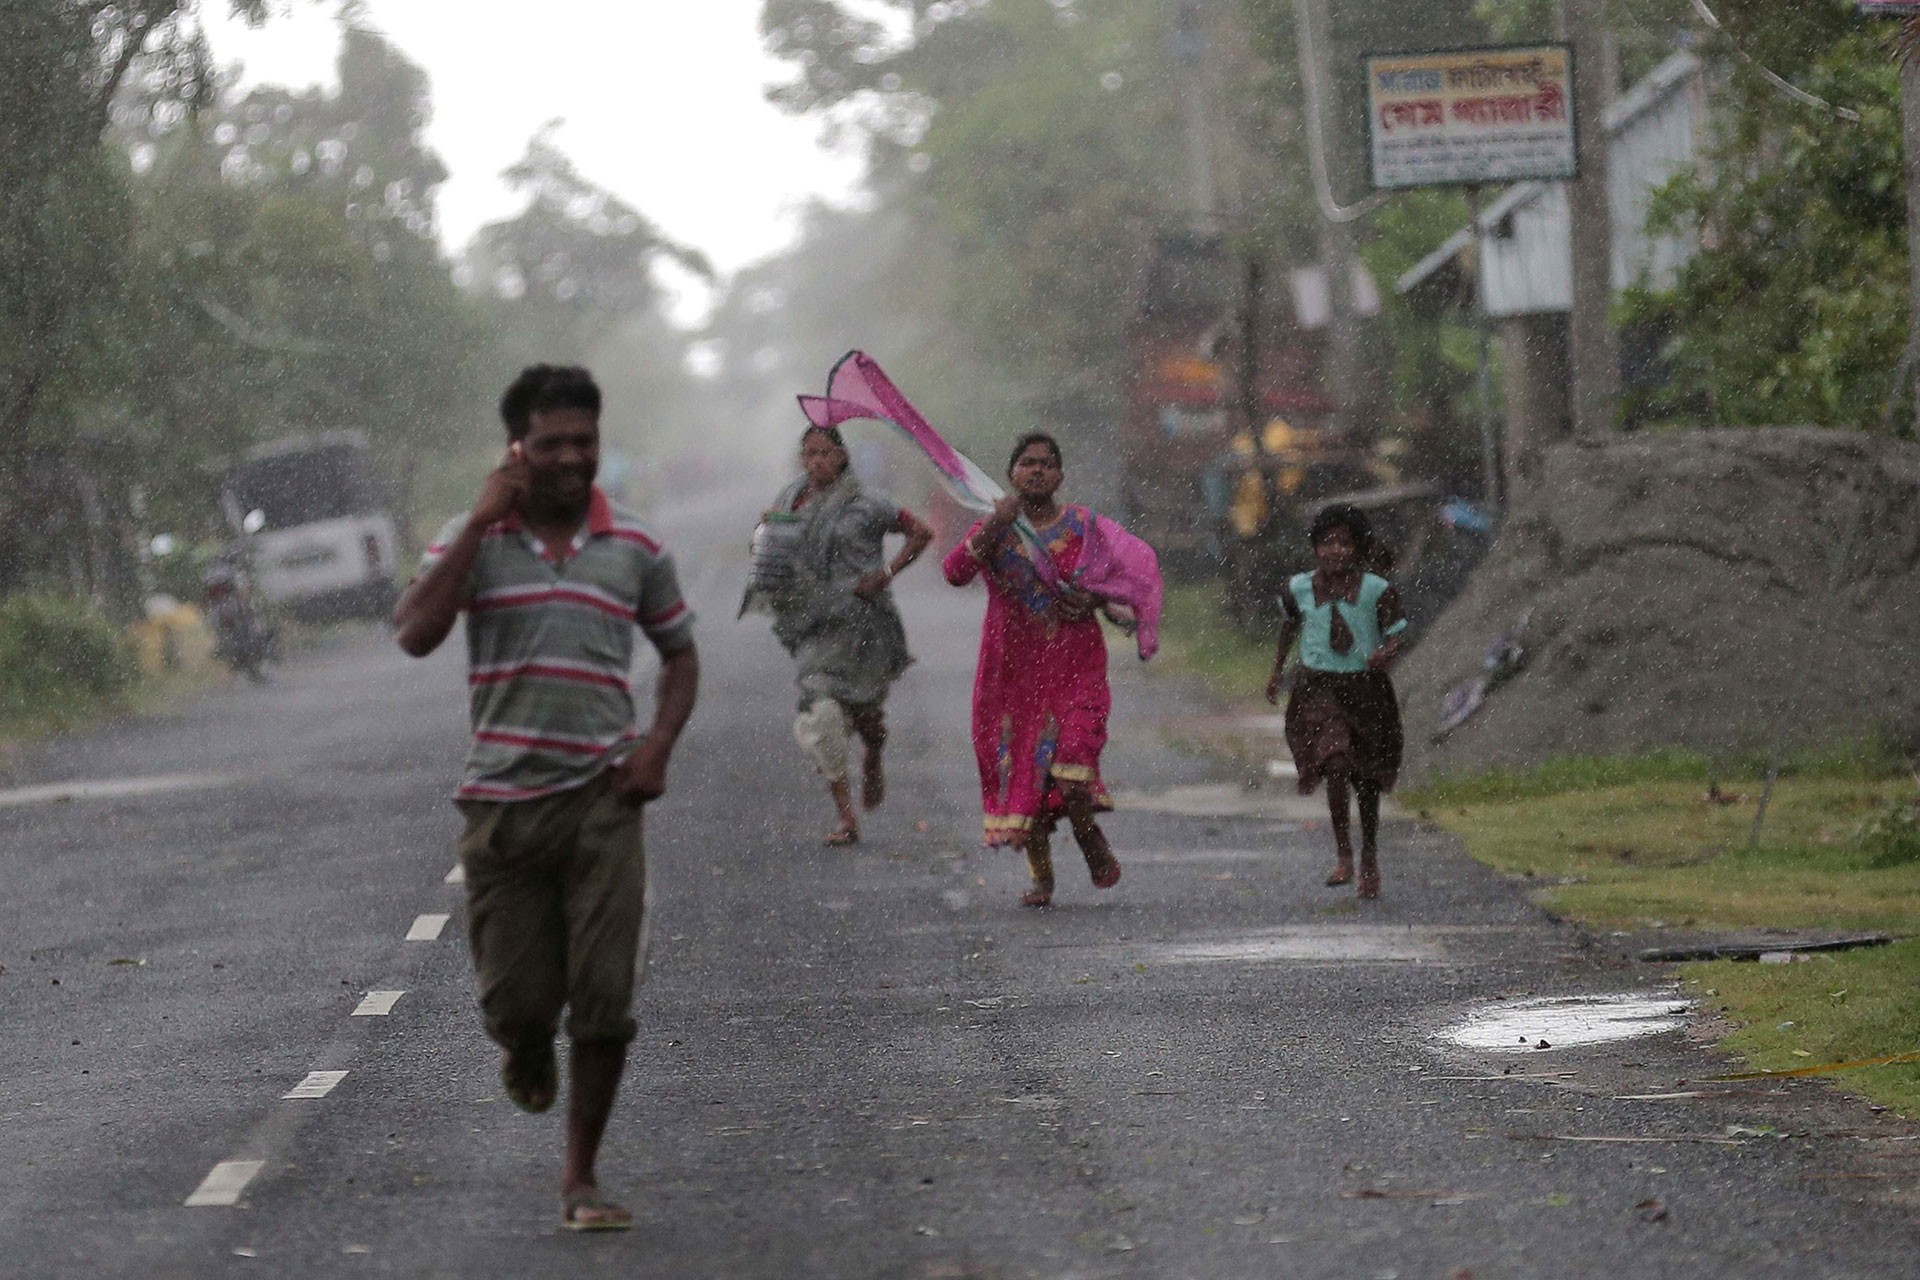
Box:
499 364 602 440
1308 502 1375 559
1007 431 1063 476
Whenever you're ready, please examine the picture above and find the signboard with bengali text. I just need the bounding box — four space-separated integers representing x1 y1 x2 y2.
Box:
1365 44 1576 190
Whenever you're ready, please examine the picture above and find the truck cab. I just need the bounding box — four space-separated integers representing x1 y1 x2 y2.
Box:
222 431 400 620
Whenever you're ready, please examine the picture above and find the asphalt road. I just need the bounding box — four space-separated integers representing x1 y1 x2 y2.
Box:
2 483 1918 1280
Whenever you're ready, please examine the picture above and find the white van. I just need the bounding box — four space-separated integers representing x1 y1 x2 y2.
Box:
223 431 401 618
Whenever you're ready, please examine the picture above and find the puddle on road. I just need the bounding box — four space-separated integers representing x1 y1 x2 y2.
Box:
1438 991 1693 1053
1124 847 1294 864
1113 783 1324 820
1132 925 1479 964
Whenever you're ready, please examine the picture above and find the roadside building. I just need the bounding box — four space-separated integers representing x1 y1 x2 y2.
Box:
1396 48 1710 495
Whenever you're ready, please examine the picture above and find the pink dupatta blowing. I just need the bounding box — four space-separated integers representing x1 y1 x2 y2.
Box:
798 350 1162 659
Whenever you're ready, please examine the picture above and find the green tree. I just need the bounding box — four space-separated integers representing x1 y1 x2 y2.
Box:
763 0 1216 421
469 125 714 464
703 184 1031 470
472 126 709 347
1 1 269 444
113 21 495 536
1623 9 1911 432
0 2 275 602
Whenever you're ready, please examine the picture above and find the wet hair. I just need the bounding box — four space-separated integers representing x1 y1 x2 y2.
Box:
499 365 601 441
1308 502 1375 559
1007 431 1063 476
800 424 850 477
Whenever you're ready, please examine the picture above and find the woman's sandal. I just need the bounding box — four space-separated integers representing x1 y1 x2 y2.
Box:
562 1188 633 1232
824 826 859 847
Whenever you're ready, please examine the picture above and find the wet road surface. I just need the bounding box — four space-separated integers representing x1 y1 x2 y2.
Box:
2 486 1918 1279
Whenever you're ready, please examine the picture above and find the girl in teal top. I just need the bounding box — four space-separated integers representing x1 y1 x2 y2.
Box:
1264 504 1408 899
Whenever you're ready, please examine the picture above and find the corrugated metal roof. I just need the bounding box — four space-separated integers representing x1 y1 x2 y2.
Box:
1396 49 1705 312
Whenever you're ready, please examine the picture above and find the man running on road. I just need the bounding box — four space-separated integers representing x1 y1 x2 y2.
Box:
394 363 699 1231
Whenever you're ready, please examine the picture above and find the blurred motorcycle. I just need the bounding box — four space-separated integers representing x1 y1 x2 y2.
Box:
202 554 277 683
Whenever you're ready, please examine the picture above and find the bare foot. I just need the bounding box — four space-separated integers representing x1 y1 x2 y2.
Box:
824 825 859 847
501 1043 556 1114
1325 858 1354 887
1357 867 1380 899
1019 888 1053 908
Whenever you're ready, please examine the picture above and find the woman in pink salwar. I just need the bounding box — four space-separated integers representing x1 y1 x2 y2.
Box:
942 433 1123 907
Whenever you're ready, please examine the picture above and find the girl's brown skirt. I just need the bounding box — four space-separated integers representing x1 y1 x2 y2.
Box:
1284 668 1404 794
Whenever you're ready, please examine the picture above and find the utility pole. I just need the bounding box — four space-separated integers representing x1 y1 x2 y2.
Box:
1900 51 1920 435
1465 185 1502 516
1173 0 1218 234
1560 0 1621 439
1301 0 1363 443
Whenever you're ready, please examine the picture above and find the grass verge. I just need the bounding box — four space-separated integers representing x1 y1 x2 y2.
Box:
1151 582 1274 705
1686 940 1920 1116
1405 746 1920 1112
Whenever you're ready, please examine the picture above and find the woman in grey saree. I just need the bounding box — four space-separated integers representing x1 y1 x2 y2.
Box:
756 426 933 845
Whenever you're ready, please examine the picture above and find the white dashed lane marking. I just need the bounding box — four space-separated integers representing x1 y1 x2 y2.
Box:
0 773 242 809
352 990 405 1017
180 820 463 1215
406 913 450 942
184 1159 265 1207
283 1070 349 1100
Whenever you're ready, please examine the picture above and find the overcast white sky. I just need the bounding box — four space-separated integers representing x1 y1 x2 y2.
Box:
200 1 870 307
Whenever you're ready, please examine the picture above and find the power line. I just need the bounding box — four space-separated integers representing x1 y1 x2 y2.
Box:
1291 0 1390 225
1687 0 1862 122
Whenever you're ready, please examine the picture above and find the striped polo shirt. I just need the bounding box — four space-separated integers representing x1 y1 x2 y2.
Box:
421 487 694 802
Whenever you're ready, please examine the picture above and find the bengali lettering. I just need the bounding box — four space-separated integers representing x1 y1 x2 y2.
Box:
1375 68 1445 94
1445 58 1552 91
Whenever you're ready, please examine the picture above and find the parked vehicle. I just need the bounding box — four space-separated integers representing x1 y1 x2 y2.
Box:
221 431 400 620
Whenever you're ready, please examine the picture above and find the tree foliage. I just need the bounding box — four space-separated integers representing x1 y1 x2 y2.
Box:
2 4 705 617
1624 12 1911 432
1 2 269 442
466 125 714 467
473 125 710 342
703 179 1031 469
761 0 1226 416
0 8 508 607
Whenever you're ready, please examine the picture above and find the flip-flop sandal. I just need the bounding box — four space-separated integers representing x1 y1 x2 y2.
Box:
501 1042 557 1114
562 1190 633 1232
824 827 859 847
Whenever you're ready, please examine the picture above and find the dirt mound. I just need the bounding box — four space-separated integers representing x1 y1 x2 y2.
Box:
1397 429 1920 783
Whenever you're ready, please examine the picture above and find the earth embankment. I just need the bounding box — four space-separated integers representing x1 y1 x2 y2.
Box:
1398 428 1920 782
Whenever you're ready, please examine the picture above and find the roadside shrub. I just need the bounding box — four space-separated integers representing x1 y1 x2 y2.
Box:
0 593 139 721
1857 789 1920 868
